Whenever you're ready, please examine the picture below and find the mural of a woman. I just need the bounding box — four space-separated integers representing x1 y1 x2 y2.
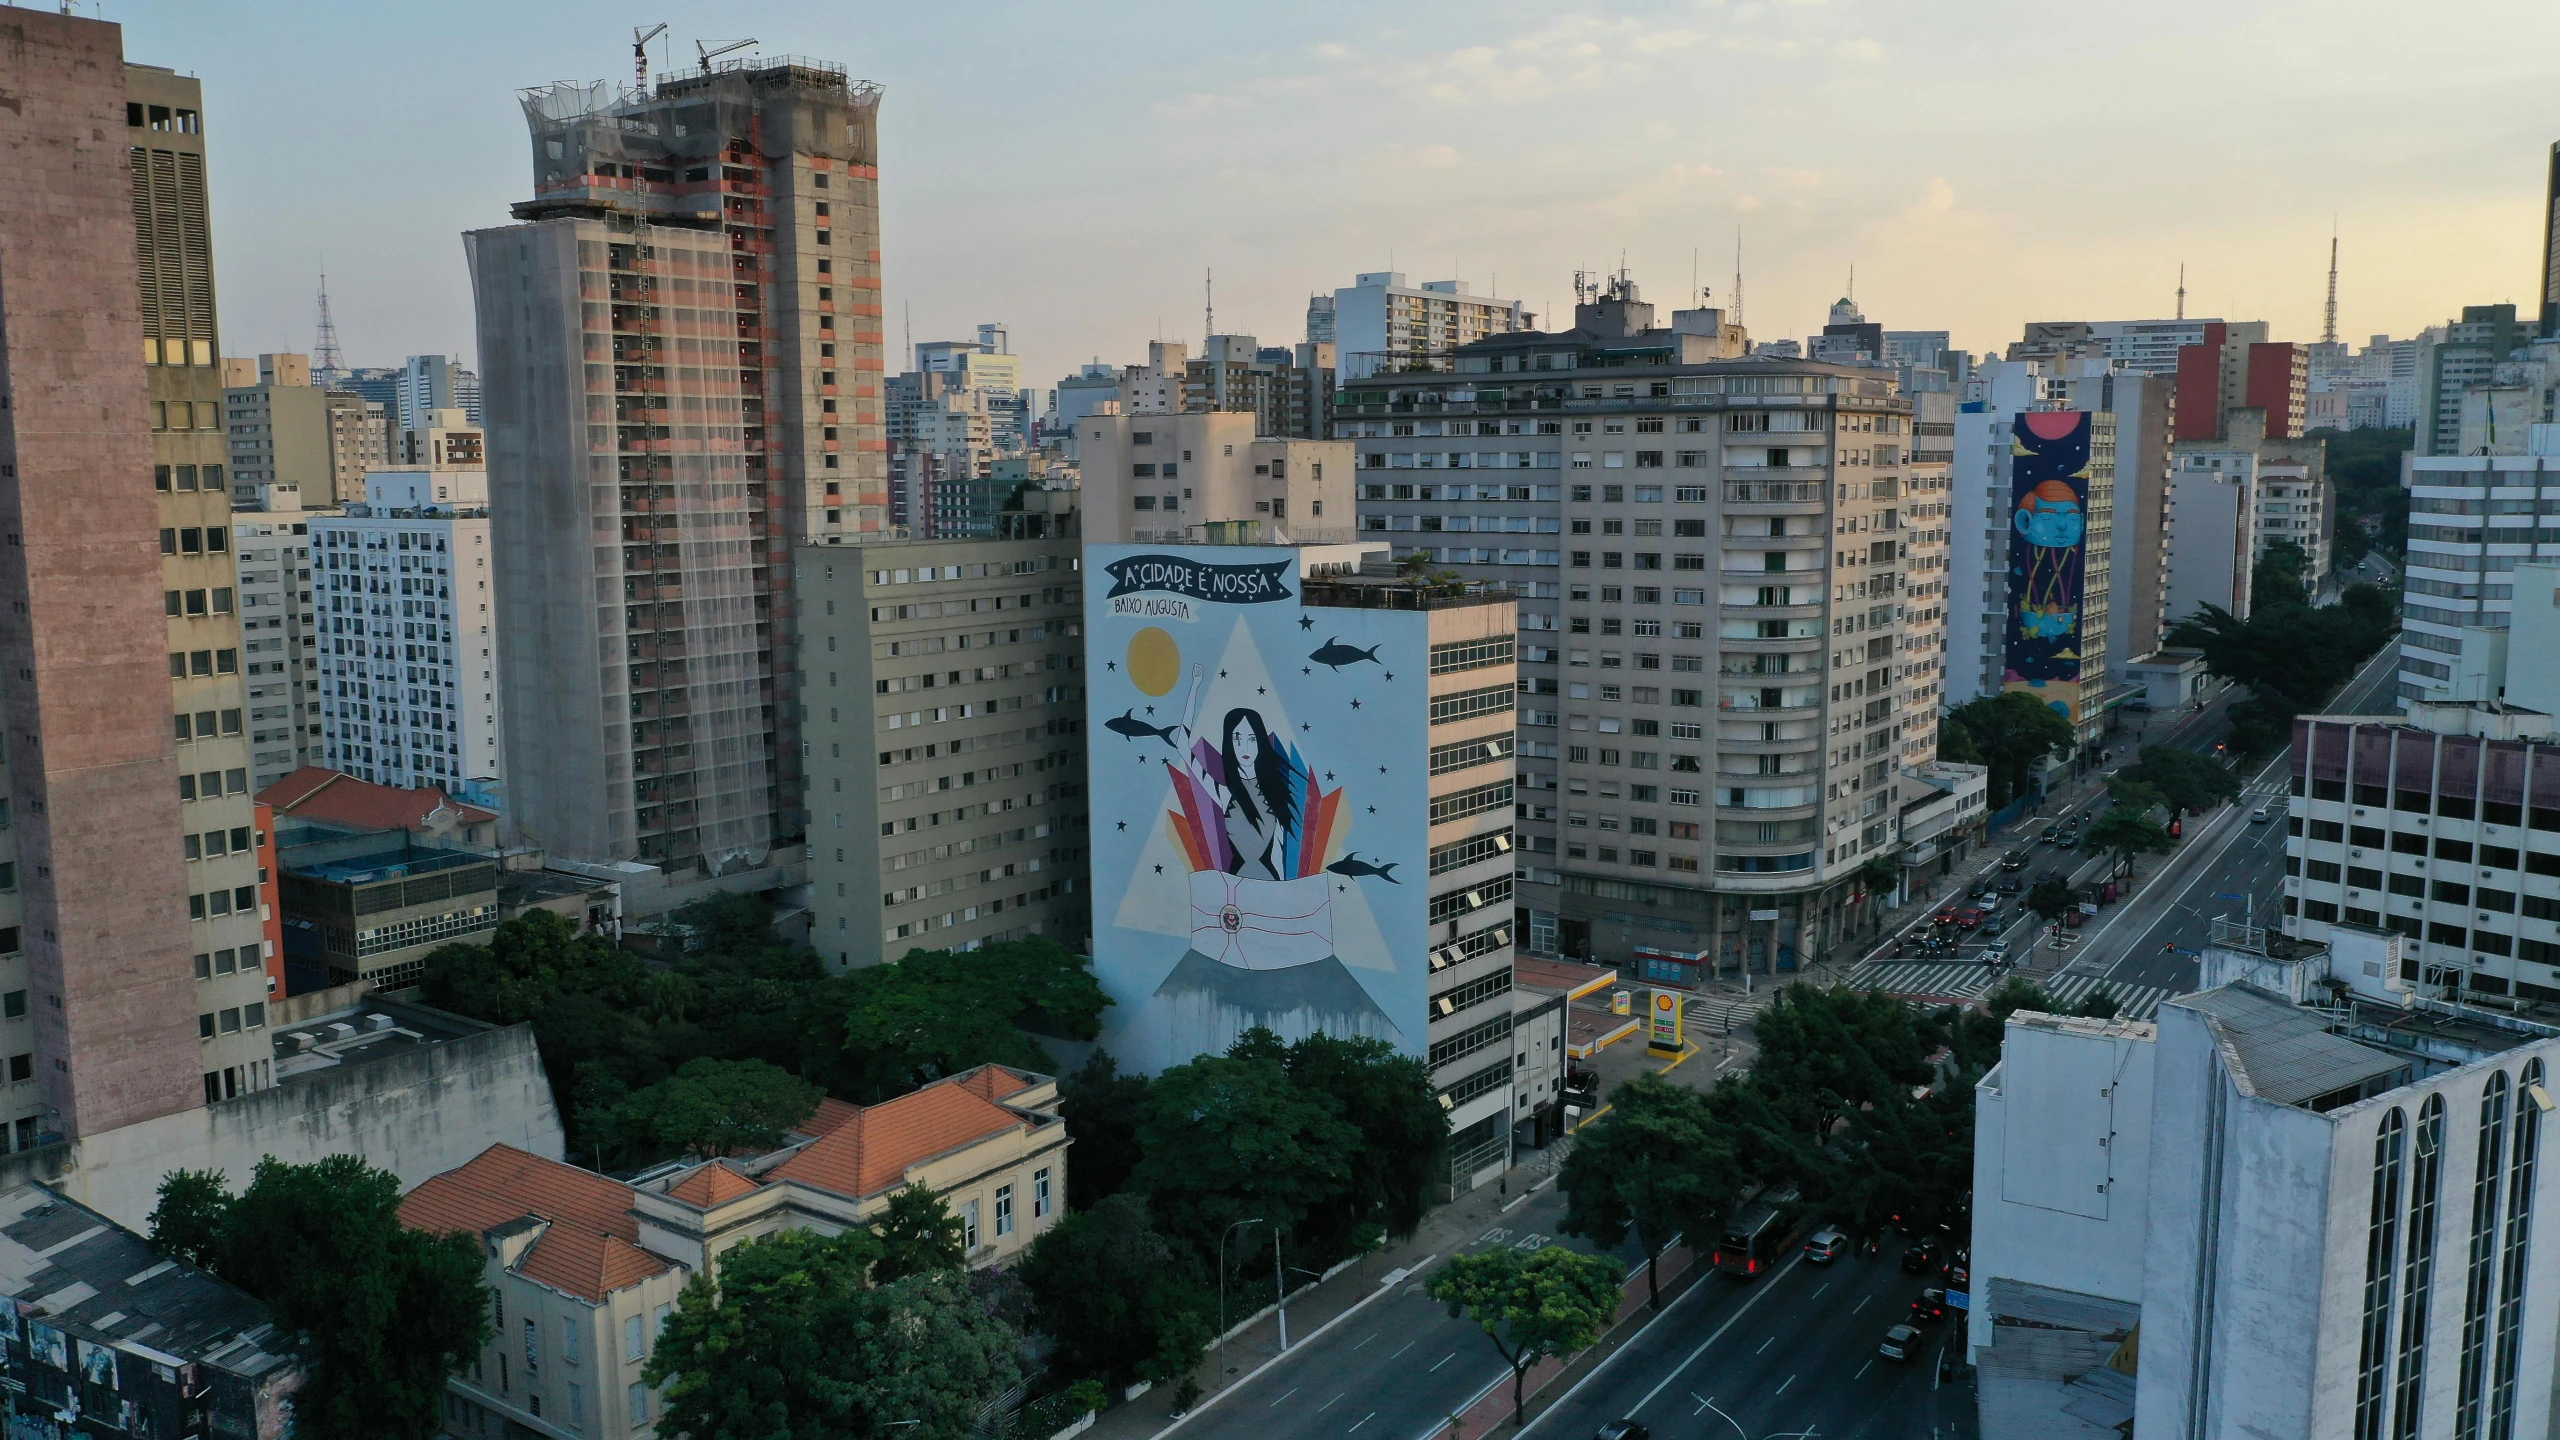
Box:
1148 675 1399 1059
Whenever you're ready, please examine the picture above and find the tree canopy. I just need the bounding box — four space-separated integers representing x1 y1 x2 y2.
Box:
646 1230 1019 1440
598 1057 821 1167
148 1159 491 1440
2116 746 2241 815
1428 1246 1625 1427
1557 1073 1735 1308
1019 1194 1215 1386
1942 692 2076 809
869 1185 970 1284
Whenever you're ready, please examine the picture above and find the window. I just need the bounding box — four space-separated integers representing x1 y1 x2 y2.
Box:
2355 1107 2406 1439
628 1383 648 1424
2391 1094 2447 1435
569 1383 585 1429
963 1199 981 1251
995 1184 1015 1237
563 1319 582 1367
2455 1072 2510 1435
624 1314 644 1363
1034 1167 1053 1219
2488 1058 2543 1435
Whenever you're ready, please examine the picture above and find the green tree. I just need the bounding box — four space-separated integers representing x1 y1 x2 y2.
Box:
648 1230 1019 1440
1133 1049 1361 1262
2025 878 2077 922
419 910 662 1158
1428 1246 1625 1428
1557 1074 1736 1309
2082 804 2174 879
2117 745 2242 816
870 1184 968 1282
2075 986 2122 1020
612 1057 821 1163
1983 975 2058 1021
2252 537 2312 606
1276 1030 1448 1245
146 1167 228 1269
150 1158 492 1440
2311 426 2412 562
1020 1193 1214 1385
809 939 1109 1101
1059 1051 1151 1210
1943 692 2076 809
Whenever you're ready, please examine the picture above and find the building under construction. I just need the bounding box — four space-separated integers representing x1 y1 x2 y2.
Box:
467 54 884 894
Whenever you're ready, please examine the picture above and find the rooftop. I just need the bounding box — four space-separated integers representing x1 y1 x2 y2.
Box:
285 844 487 886
2169 983 2410 1110
271 998 486 1085
399 1145 675 1304
257 767 495 834
0 1184 295 1375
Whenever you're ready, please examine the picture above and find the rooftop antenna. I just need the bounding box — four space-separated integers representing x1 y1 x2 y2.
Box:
695 37 756 73
632 23 666 91
2176 262 2187 321
903 300 913 372
312 267 345 385
2322 223 2340 346
1205 268 1214 345
1846 264 1855 303
1733 226 1745 327
1692 246 1700 308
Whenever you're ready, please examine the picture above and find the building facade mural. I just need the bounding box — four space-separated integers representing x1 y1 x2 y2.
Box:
2004 410 2093 718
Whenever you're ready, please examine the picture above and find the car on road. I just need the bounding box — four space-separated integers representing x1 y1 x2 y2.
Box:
1954 907 1987 929
1933 907 1961 927
1969 881 1997 902
1594 1422 1649 1440
2040 825 2061 842
1995 876 2023 895
1901 1236 1947 1273
1879 1324 1924 1362
1804 1227 1848 1264
2001 851 2029 872
1947 1261 1970 1289
1909 1288 1949 1323
2252 803 2276 822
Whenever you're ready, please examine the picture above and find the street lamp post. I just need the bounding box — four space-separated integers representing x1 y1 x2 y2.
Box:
1216 1218 1263 1382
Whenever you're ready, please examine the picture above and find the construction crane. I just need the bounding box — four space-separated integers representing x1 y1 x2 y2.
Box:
632 24 666 91
696 37 757 74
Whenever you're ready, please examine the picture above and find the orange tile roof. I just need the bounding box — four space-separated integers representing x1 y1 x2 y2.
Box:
800 1097 863 1139
257 766 496 833
664 1160 763 1207
399 1144 673 1303
764 1070 1033 1202
956 1067 1034 1103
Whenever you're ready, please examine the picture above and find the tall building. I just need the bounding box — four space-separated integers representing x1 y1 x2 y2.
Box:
395 353 459 436
1328 272 1527 382
2541 139 2560 338
2016 318 2220 377
1184 334 1336 439
2163 409 2328 622
1081 544 1550 1182
310 465 501 795
915 325 1024 452
2419 304 2532 456
2167 322 2302 441
1894 366 1956 774
1343 276 1926 974
0 14 274 1144
468 58 885 898
800 530 1090 967
1078 412 1352 544
233 499 326 793
2398 436 2560 706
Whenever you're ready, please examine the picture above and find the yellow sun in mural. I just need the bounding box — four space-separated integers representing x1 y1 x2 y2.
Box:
1127 626 1180 697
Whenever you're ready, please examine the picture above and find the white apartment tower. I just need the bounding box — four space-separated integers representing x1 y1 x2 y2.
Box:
1330 272 1527 382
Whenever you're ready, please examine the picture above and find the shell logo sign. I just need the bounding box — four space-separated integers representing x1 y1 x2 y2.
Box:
1647 990 1684 1055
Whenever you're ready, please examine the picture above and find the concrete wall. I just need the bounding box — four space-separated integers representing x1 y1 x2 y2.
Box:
0 1017 561 1230
2163 462 2247 625
1967 1016 2157 1360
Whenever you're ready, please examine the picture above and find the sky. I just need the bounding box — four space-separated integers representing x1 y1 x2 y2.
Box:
93 0 2560 396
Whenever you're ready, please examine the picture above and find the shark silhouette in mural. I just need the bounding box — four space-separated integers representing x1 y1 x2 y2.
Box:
1308 638 1383 671
1105 710 1184 748
1325 852 1400 883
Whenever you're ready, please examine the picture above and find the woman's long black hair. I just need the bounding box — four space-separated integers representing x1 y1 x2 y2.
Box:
1219 706 1300 840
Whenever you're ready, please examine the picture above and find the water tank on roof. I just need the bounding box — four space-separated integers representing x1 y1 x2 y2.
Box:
363 1013 395 1032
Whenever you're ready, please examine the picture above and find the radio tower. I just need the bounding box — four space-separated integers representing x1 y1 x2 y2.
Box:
311 271 346 386
2322 228 2340 346
1731 226 1745 327
2175 263 2187 322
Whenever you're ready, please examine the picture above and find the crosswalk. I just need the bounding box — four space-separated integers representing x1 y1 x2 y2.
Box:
1837 959 2177 1021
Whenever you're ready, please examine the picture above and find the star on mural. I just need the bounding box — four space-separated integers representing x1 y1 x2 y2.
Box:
1325 771 1336 781
1366 805 1377 814
1383 671 1395 681
1105 660 1118 671
1378 765 1388 774
1301 667 1313 676
1300 723 1312 732
1115 820 1128 831
1298 615 1315 630
1219 669 1229 678
1257 686 1267 696
1153 864 1164 874
1350 698 1362 709
1144 704 1156 714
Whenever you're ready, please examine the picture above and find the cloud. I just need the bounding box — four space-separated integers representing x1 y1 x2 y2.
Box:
1595 161 1731 220
1763 166 1823 190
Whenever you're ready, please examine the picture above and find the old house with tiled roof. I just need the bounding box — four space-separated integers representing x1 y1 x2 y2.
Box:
402 1064 1070 1439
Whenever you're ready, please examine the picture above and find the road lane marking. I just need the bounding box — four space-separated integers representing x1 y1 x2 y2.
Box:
1855 1360 1873 1380
1813 1282 1830 1300
1348 1413 1376 1434
1690 1394 1709 1416
1353 1333 1377 1350
1756 1336 1774 1354
1318 1394 1344 1414
1518 1252 1808 1435
1775 1375 1795 1396
1390 1340 1416 1360
1852 1294 1869 1314
1271 1388 1298 1407
1429 1353 1455 1372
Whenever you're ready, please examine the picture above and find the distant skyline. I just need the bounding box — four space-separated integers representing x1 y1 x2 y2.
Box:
96 0 2560 400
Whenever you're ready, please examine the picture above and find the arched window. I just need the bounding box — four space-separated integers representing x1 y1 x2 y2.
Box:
2357 1107 2409 1440
2392 1093 2446 1439
2488 1058 2544 1440
2456 1070 2511 1440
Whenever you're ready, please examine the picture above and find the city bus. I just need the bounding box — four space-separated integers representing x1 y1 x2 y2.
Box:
1713 1185 1805 1278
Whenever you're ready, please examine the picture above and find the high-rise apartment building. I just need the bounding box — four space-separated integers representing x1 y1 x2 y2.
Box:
2167 322 2302 442
468 58 884 898
1342 277 1925 974
2396 436 2560 706
2016 318 2220 377
915 326 1024 452
1184 335 1336 440
234 503 324 792
311 466 501 795
2164 409 2330 624
800 533 1090 967
0 15 276 1144
1078 412 1352 545
2418 304 2531 456
1329 272 1527 382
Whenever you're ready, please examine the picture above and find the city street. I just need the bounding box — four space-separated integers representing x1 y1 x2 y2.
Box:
1529 1248 1974 1440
